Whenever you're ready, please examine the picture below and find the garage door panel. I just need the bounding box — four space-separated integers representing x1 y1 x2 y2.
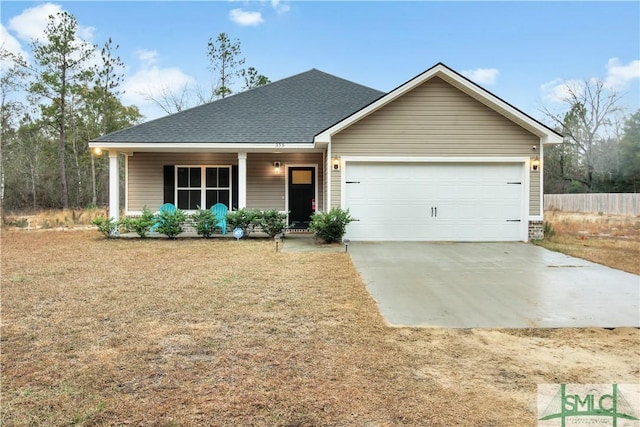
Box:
344 162 524 241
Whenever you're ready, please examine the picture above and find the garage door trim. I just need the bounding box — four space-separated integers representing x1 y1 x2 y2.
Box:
340 156 530 242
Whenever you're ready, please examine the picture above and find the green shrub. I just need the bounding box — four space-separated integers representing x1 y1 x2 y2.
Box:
120 207 155 238
14 218 28 228
258 209 287 238
192 209 216 238
226 208 259 237
156 209 186 239
309 208 354 243
92 217 119 238
543 221 555 239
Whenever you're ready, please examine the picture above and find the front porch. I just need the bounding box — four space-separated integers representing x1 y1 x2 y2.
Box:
105 150 328 228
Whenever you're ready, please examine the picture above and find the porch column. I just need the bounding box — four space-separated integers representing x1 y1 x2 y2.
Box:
238 152 247 209
108 151 119 222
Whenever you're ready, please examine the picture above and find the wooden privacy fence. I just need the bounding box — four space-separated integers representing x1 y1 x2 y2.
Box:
544 193 640 216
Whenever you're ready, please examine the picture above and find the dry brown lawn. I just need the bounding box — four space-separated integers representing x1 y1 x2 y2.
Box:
537 211 640 275
1 228 639 426
3 208 107 230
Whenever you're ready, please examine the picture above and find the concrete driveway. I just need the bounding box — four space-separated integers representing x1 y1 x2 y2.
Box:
348 242 640 328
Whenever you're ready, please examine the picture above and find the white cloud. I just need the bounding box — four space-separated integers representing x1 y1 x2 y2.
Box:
541 78 584 104
122 52 196 119
541 58 640 104
8 2 63 42
604 58 640 90
462 68 499 85
5 2 97 70
7 2 95 44
1 24 29 62
134 49 160 66
77 25 96 42
123 67 194 104
229 8 264 26
271 0 291 14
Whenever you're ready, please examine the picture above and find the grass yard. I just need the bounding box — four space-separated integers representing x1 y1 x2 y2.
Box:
537 211 640 275
1 229 639 426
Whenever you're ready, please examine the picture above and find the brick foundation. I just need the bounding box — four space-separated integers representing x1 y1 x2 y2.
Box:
528 220 544 241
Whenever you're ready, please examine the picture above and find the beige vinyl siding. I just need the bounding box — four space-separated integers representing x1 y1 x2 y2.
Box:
246 152 323 211
529 171 540 215
331 77 540 212
329 169 341 210
247 153 283 210
127 153 238 212
127 152 323 212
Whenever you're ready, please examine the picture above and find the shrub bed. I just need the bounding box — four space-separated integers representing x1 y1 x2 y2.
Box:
93 208 288 239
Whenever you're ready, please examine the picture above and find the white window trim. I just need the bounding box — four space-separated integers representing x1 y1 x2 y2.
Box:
175 165 232 212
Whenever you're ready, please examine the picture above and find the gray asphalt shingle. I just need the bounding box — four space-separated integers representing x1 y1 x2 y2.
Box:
92 69 384 144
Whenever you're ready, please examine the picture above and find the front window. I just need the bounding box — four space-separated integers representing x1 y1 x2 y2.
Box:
176 166 231 210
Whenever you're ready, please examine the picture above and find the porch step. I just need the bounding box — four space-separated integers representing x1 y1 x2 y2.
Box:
286 228 312 234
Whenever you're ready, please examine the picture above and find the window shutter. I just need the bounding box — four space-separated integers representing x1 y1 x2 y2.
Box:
232 165 238 210
163 165 175 204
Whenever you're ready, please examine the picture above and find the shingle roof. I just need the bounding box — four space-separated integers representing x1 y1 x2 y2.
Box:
92 69 384 144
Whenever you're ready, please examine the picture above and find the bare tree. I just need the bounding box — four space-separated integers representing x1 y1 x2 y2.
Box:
542 79 624 192
142 34 267 114
142 83 193 115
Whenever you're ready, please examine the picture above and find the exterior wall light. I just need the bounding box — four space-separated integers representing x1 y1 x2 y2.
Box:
274 161 281 174
532 157 540 172
94 147 103 156
332 157 340 171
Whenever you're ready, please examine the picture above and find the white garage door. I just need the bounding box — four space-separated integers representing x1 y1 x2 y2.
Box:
344 162 525 241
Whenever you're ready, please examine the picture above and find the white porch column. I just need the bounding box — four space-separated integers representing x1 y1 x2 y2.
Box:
108 151 120 222
238 152 247 209
326 144 331 211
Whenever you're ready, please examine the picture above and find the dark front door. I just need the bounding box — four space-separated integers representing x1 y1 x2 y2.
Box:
288 167 315 229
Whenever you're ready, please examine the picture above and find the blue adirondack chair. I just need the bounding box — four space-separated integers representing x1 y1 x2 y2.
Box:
211 203 228 235
149 203 176 234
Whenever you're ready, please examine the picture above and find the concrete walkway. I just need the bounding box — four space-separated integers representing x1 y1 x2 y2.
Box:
280 233 346 253
347 242 640 328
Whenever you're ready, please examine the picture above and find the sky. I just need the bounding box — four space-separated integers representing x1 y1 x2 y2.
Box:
1 1 639 122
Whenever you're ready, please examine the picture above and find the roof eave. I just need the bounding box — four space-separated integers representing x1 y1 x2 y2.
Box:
88 141 318 153
314 62 563 144
542 134 564 145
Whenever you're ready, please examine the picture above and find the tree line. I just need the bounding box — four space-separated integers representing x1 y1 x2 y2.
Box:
0 11 268 215
542 80 639 194
1 11 638 216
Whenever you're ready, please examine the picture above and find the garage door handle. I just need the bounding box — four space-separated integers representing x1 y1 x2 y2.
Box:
431 207 437 217
506 219 521 222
